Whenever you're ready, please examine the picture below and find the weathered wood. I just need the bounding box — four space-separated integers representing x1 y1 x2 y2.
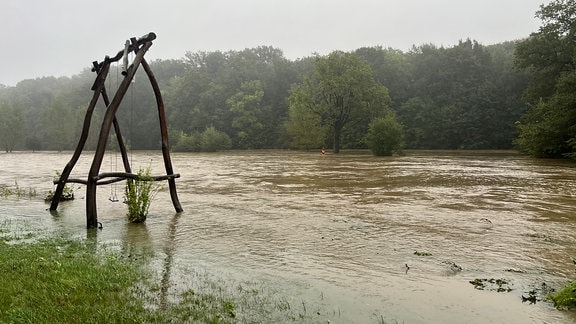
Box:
86 41 153 228
141 58 183 213
94 172 180 182
51 32 183 229
50 60 110 211
63 173 180 186
91 32 156 75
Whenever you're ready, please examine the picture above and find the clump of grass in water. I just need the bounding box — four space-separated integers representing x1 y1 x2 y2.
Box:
125 167 158 223
549 280 576 309
45 171 75 202
0 181 37 199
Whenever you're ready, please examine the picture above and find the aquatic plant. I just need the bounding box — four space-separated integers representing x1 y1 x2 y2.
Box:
125 167 158 223
469 278 512 292
45 171 75 202
0 181 37 199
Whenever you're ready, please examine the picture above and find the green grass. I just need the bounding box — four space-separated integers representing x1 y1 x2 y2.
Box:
0 237 149 323
549 280 576 309
0 230 335 323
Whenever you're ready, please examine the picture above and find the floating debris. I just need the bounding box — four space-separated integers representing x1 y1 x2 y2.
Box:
469 278 512 292
442 261 463 273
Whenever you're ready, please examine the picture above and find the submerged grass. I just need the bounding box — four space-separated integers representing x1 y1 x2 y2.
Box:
0 228 333 323
0 181 37 199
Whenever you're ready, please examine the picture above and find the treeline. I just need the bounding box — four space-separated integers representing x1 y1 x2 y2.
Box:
0 39 529 153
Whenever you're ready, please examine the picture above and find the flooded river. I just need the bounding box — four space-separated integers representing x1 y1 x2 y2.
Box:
2 150 576 323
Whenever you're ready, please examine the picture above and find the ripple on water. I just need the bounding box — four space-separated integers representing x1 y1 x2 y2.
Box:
2 150 576 323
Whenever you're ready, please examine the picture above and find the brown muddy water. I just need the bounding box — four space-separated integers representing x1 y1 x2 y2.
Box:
2 150 576 323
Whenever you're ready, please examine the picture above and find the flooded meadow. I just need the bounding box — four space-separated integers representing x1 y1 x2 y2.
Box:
1 150 576 323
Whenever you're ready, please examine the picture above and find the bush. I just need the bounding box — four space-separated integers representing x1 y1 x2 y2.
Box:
201 126 232 152
366 115 404 156
173 127 232 152
125 167 158 223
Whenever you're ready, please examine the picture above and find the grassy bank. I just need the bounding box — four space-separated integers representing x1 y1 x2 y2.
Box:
0 228 333 323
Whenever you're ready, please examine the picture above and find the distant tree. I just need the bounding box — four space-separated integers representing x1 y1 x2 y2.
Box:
0 101 24 152
173 126 231 152
288 51 391 153
43 98 74 151
226 80 271 149
285 92 329 149
200 125 232 152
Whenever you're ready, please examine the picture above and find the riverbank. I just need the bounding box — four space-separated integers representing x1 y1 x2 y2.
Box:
0 224 332 323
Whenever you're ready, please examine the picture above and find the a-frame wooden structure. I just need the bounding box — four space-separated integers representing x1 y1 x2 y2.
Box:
49 32 183 228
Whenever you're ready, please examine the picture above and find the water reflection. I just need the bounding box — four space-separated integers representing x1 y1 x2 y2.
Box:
1 150 576 323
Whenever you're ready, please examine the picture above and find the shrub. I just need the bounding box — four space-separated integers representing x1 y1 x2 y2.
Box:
173 127 231 152
125 167 158 223
366 114 404 156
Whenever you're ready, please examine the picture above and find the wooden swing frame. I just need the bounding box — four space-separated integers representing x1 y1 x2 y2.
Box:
49 32 183 229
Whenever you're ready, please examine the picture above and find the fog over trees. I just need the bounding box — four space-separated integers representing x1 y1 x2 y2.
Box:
0 0 572 158
0 39 530 153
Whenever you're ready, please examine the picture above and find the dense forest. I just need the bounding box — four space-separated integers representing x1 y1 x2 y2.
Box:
0 0 573 158
0 40 527 152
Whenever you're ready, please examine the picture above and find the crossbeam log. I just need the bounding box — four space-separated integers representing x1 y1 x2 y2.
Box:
58 173 180 186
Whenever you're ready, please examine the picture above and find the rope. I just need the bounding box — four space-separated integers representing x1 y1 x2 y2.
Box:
108 62 120 203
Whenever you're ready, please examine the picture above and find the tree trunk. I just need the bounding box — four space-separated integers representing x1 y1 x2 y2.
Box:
333 126 341 153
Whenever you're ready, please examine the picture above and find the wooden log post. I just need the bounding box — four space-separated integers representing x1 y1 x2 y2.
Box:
49 61 110 211
86 41 152 228
141 58 183 213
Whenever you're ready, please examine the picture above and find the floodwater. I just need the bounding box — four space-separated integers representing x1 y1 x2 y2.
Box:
2 150 576 323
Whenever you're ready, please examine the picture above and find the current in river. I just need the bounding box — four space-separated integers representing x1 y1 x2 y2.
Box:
1 150 576 323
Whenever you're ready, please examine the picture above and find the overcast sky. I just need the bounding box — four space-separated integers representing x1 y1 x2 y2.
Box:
1 0 549 86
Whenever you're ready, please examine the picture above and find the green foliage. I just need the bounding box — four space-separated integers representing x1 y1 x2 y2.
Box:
0 42 531 153
173 126 232 152
514 0 576 158
284 85 329 149
45 171 75 202
288 51 391 153
0 101 24 152
549 280 576 309
366 115 404 156
226 80 271 149
0 181 37 199
125 167 158 223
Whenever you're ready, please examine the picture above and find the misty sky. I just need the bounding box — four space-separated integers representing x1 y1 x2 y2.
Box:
1 0 549 86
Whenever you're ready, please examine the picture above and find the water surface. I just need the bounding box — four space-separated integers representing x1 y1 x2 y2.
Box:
1 150 576 323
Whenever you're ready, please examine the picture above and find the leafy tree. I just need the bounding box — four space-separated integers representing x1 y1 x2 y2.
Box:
0 101 24 152
514 0 576 157
226 80 270 149
43 98 74 151
173 126 231 152
285 91 329 149
288 51 391 153
366 113 404 156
